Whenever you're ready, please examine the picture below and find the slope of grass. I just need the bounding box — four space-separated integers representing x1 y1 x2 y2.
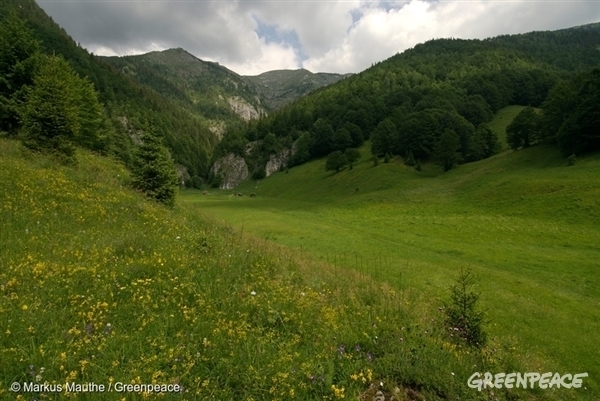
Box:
0 138 531 400
182 129 600 398
487 105 527 148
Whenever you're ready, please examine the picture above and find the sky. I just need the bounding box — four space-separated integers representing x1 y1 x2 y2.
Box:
37 0 600 76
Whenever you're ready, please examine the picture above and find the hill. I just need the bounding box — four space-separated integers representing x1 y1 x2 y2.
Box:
99 48 266 130
0 137 539 400
181 113 600 397
214 22 600 186
243 68 351 110
100 50 351 127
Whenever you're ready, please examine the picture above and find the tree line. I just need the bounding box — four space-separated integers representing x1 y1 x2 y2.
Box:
218 28 600 174
0 12 178 205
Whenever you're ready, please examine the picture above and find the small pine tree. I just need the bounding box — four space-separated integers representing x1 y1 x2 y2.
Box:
131 127 179 206
443 268 487 347
384 152 391 163
567 153 577 166
415 159 422 172
372 155 379 166
404 150 416 166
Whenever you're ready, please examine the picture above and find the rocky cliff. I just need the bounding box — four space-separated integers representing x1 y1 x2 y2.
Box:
209 153 249 190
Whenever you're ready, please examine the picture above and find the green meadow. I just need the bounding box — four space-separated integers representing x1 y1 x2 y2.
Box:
1 104 598 400
181 110 600 397
0 137 539 400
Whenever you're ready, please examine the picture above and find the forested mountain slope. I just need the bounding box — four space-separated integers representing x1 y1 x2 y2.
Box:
220 23 600 185
100 49 266 127
1 0 217 182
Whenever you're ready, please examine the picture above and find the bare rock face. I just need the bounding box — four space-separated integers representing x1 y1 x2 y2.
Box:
265 149 291 177
227 96 261 121
210 153 248 189
176 164 191 188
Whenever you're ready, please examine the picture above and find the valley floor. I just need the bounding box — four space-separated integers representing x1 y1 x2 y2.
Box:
182 142 600 397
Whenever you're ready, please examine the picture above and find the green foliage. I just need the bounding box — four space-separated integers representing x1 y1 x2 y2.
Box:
312 118 335 157
404 150 416 166
18 55 105 162
555 68 600 156
506 106 541 150
372 155 379 166
325 150 348 173
433 129 462 172
291 131 312 166
131 128 179 206
384 152 391 163
252 166 266 180
444 268 487 348
371 118 397 157
0 11 40 133
415 158 422 171
344 148 361 169
234 26 600 171
468 124 501 161
567 153 577 166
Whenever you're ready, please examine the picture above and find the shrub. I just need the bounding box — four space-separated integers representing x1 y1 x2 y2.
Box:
404 150 416 166
443 268 487 347
252 166 266 180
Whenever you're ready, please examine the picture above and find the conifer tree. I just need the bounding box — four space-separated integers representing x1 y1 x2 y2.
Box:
131 127 179 206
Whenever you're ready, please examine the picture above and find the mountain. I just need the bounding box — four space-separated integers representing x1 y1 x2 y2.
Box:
100 50 350 123
214 22 600 184
100 48 266 134
243 69 351 110
0 0 218 182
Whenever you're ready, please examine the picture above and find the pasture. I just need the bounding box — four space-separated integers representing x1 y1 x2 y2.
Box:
182 137 600 396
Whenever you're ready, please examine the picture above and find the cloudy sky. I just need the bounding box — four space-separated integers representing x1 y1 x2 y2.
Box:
37 0 600 76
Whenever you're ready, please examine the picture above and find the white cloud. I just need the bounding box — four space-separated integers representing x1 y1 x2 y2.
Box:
38 0 600 75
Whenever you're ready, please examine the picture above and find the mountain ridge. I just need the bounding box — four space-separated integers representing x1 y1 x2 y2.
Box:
99 48 350 116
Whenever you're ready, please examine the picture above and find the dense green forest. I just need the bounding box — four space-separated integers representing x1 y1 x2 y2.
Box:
0 0 217 184
225 25 600 178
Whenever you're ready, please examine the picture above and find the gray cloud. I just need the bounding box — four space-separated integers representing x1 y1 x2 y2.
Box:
37 0 600 75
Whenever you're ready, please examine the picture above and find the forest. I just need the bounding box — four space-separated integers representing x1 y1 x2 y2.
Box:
221 27 600 180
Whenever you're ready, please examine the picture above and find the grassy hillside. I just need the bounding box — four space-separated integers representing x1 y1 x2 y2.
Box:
0 138 542 400
488 105 527 148
181 128 600 398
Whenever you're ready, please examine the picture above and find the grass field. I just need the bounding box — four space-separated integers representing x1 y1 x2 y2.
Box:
181 108 600 398
1 137 535 400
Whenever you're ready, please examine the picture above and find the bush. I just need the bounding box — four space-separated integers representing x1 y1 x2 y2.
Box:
443 268 487 347
252 166 266 180
325 150 348 173
404 150 416 166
